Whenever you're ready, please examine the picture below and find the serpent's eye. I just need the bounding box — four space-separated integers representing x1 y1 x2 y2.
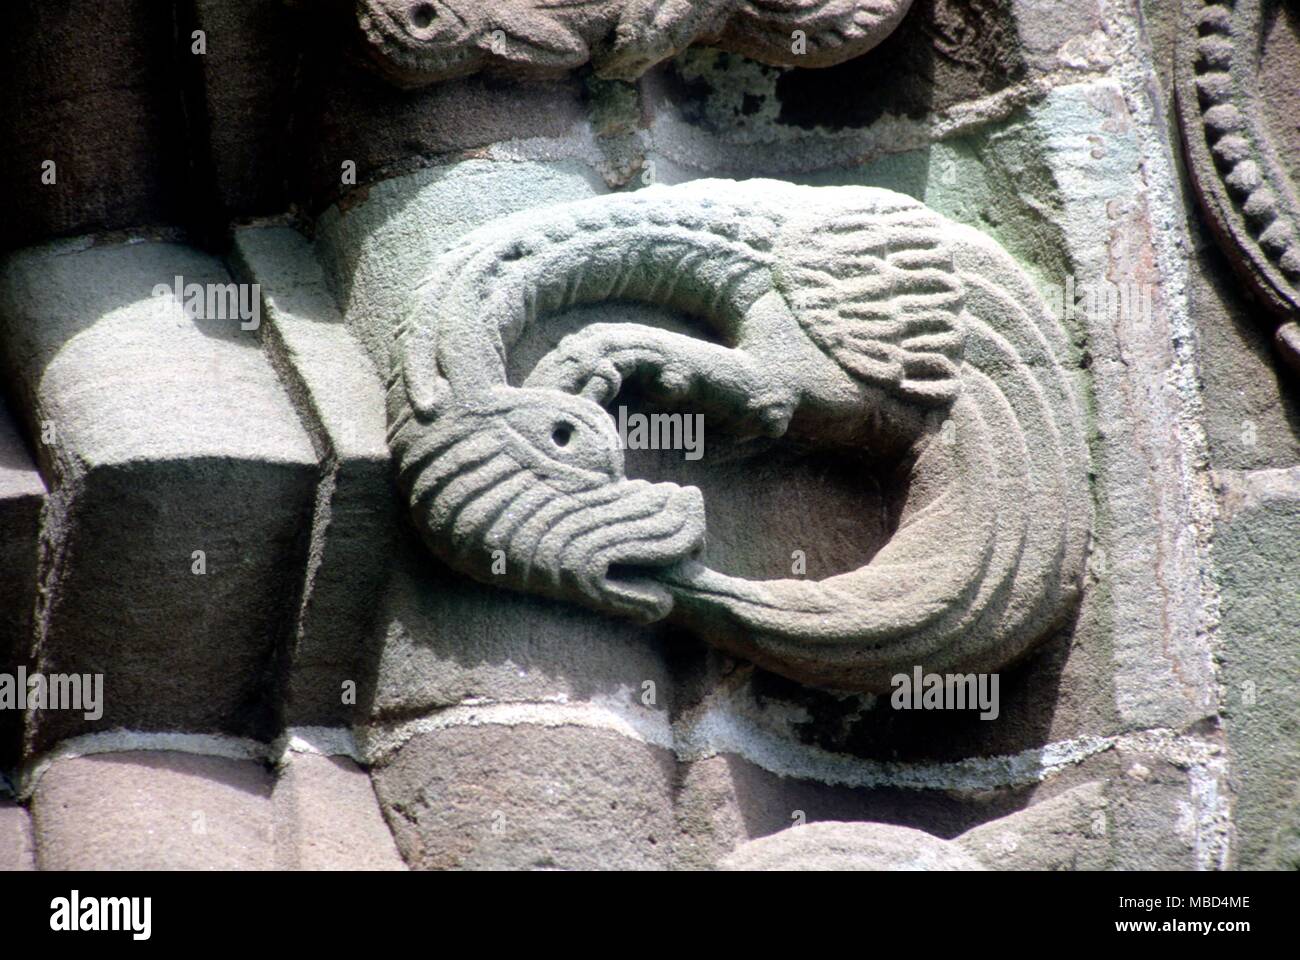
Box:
409 3 436 29
502 396 622 477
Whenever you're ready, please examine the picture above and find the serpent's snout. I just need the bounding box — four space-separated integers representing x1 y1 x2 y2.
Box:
572 480 707 623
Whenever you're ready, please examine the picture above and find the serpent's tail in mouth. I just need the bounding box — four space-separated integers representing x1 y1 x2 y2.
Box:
386 383 707 623
387 180 1091 691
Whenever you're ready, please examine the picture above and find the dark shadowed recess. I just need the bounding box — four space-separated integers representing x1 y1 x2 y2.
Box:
775 0 1027 130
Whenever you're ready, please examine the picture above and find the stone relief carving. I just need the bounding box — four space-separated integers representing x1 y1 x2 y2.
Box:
387 179 1091 691
720 781 1109 870
2 0 1289 878
353 0 915 84
1176 0 1300 373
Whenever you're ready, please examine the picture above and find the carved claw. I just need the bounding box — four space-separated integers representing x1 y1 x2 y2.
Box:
578 373 618 404
525 327 698 406
748 392 796 438
526 324 801 443
526 337 619 403
656 363 694 396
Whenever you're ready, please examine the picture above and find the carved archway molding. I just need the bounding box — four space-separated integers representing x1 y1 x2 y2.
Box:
347 0 915 85
1176 0 1300 374
385 179 1092 692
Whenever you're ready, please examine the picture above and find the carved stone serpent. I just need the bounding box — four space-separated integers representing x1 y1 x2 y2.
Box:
387 179 1091 691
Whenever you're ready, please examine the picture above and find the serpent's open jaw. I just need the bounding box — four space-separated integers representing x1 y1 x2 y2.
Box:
574 481 707 623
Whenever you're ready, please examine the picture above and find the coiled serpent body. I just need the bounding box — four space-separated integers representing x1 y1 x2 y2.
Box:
388 179 1091 691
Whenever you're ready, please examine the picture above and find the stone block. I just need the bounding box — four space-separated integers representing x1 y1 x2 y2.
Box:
370 725 676 870
722 821 985 870
231 226 396 728
0 0 187 250
1190 247 1300 470
287 53 587 215
1214 468 1300 868
273 753 405 870
0 801 35 871
31 751 275 870
365 536 680 721
0 240 318 749
719 780 1109 870
0 400 43 769
188 0 298 220
955 781 1109 870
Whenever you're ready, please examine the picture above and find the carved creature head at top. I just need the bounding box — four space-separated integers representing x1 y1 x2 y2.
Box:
355 0 915 86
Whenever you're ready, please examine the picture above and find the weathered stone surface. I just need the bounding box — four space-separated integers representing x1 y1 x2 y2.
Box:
0 400 43 769
273 753 405 870
1012 0 1112 75
231 227 395 729
671 755 755 870
31 752 275 870
1213 467 1300 869
0 1 188 251
641 0 1087 168
370 726 676 869
674 751 996 869
674 739 1122 867
767 0 1029 131
706 635 1110 766
0 240 318 748
352 0 914 86
315 159 607 368
955 781 1108 870
0 801 35 871
1008 81 1217 732
720 780 1108 869
1190 245 1300 470
722 820 985 870
186 0 300 224
1147 0 1300 872
364 536 680 720
129 0 302 236
290 63 588 217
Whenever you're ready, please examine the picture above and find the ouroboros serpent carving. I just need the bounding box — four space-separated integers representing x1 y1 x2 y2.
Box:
386 180 1091 691
355 0 914 85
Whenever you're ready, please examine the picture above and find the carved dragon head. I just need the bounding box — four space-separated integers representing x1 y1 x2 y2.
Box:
352 0 914 86
357 1 503 84
389 384 706 622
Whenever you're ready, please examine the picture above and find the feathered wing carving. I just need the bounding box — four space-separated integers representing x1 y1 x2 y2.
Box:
775 198 967 407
